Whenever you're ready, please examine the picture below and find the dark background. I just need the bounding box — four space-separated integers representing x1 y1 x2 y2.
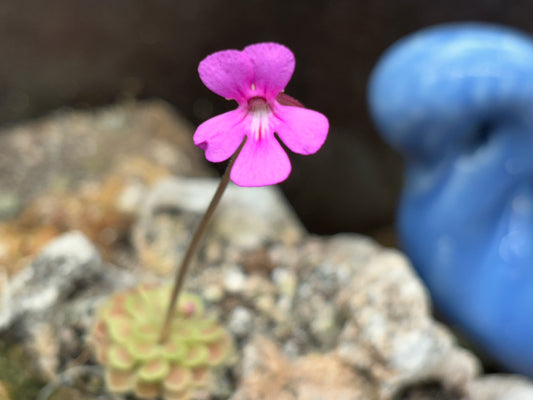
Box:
0 0 529 236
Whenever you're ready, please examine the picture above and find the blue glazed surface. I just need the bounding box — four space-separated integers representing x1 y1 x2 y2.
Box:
368 23 533 377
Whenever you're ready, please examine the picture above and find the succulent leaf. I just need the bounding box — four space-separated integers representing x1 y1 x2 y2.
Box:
127 340 160 361
105 369 134 393
124 295 151 320
163 340 188 362
164 388 192 400
206 334 232 366
95 343 110 364
137 358 170 382
196 322 224 342
107 316 132 344
108 345 136 370
182 344 209 368
135 380 161 399
191 367 208 387
133 321 160 342
163 365 192 392
170 324 195 342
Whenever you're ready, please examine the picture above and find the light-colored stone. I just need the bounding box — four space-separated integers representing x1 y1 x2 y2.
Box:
0 101 210 214
203 283 224 302
468 375 533 400
27 322 58 381
224 265 247 294
0 231 102 329
272 268 297 298
231 336 377 400
0 193 20 219
197 232 485 399
336 247 480 398
228 306 254 338
133 177 306 273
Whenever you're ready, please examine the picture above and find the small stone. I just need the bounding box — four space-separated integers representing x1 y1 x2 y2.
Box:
436 346 480 392
336 246 476 398
137 178 305 251
240 248 274 275
231 336 376 400
27 322 59 380
0 230 136 381
468 375 533 400
282 339 301 359
310 305 339 349
242 275 275 300
204 240 223 264
0 193 20 219
116 181 145 214
228 306 253 337
223 265 246 294
279 225 303 246
204 284 224 303
254 295 275 315
0 231 102 330
275 295 293 314
272 268 297 298
213 184 305 249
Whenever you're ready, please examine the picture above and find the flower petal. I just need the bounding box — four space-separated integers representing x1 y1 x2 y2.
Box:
274 105 329 155
193 109 247 162
243 43 295 98
198 50 254 102
230 135 291 187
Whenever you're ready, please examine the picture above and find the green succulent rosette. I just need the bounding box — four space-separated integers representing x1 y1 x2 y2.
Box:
89 283 233 400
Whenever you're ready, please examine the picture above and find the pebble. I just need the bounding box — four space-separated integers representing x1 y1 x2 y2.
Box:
0 193 20 219
228 306 253 337
203 284 224 303
310 305 339 348
116 182 145 214
254 294 275 316
272 268 297 298
223 265 246 294
204 240 223 264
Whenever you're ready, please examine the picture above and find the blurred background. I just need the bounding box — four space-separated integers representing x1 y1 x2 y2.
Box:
0 0 530 238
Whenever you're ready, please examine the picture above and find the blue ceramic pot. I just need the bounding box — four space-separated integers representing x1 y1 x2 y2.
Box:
369 23 533 377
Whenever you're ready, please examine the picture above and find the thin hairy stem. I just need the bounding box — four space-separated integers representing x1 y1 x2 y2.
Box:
158 137 247 343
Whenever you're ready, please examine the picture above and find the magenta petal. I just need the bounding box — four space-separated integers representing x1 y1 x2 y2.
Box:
230 135 291 187
243 43 295 98
198 50 254 102
274 105 329 155
193 109 247 162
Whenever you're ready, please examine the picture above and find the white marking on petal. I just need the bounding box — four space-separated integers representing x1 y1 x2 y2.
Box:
248 97 272 141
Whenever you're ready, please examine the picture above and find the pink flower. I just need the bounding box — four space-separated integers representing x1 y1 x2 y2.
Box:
194 42 329 187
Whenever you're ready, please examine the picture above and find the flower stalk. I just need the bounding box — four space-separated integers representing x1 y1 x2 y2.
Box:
158 137 247 344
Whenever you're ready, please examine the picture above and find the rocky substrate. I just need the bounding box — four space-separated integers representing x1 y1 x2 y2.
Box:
0 101 532 400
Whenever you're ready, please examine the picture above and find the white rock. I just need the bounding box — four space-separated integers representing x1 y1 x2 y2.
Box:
0 231 102 329
223 265 246 294
228 306 253 337
272 267 297 297
137 177 305 250
335 245 480 398
468 375 533 400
